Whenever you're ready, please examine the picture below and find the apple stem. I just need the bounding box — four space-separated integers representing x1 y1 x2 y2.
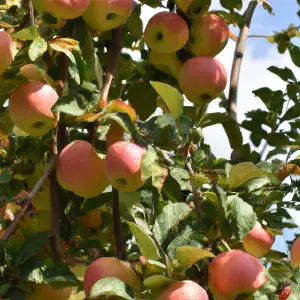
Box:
227 0 258 121
0 156 58 241
28 0 34 26
112 188 125 260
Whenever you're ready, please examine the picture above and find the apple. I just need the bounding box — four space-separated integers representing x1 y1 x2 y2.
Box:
32 0 90 19
208 250 267 299
149 50 183 80
175 0 193 13
242 222 275 258
178 56 227 105
82 0 134 32
84 257 140 296
0 31 14 75
189 14 229 57
56 140 110 198
158 280 209 300
144 12 189 54
26 284 73 300
80 209 102 228
19 64 44 82
105 141 145 192
279 285 291 300
9 82 58 136
47 18 67 29
290 236 300 269
106 121 125 148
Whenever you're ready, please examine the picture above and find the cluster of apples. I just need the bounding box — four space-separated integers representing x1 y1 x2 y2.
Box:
145 7 229 105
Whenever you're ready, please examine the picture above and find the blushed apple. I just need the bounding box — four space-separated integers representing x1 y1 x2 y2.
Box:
0 31 14 75
290 236 300 269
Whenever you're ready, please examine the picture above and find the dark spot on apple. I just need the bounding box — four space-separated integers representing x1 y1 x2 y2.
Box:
156 32 163 40
107 13 118 20
33 121 45 128
116 178 127 186
200 94 212 103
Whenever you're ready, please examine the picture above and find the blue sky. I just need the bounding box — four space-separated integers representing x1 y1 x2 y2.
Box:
141 0 300 253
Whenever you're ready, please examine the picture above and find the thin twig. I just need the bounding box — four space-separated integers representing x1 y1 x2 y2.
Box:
112 188 125 260
28 0 34 26
100 25 124 107
1 156 58 241
227 0 258 121
248 34 270 38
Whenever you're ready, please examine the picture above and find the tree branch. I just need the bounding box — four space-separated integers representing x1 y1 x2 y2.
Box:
1 156 58 241
227 0 258 121
28 0 34 26
100 25 124 108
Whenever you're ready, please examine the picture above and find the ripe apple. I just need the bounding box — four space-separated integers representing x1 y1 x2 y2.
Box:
19 64 44 82
9 82 58 136
0 31 14 75
175 0 192 12
208 250 267 299
106 121 125 148
189 14 229 57
105 141 145 192
149 50 183 80
144 12 189 54
26 284 73 300
158 280 209 300
56 140 110 198
82 0 134 32
242 222 275 258
32 0 90 19
80 209 102 228
178 56 227 105
290 236 300 269
84 257 140 296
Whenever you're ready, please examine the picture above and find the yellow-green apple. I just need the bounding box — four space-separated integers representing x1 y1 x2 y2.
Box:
189 14 229 57
84 257 140 296
178 56 227 105
242 222 275 258
47 18 67 29
82 0 134 32
56 140 110 198
175 0 192 12
33 0 90 19
158 280 209 300
9 82 58 136
149 50 183 80
105 141 145 192
208 250 267 300
0 31 14 75
291 236 300 269
26 284 73 300
80 209 102 228
144 12 189 54
19 64 44 82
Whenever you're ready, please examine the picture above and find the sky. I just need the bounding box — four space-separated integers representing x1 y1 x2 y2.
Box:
138 0 300 252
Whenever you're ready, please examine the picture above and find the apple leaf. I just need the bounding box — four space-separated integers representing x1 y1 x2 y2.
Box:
143 275 173 289
125 221 160 260
227 195 256 238
29 37 47 62
153 203 191 245
90 277 134 300
52 94 85 116
176 246 215 271
141 146 158 180
228 162 276 190
12 26 40 40
150 81 184 120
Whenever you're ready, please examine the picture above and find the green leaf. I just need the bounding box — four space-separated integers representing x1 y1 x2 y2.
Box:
268 66 297 82
228 196 256 238
282 103 300 121
52 94 85 116
289 45 300 68
143 275 172 290
170 167 192 191
141 147 158 180
150 81 184 120
0 168 12 184
153 203 191 245
125 220 160 260
104 112 134 134
16 231 49 265
220 0 243 10
12 26 40 40
29 37 47 61
199 113 243 150
176 246 215 271
90 277 134 300
126 10 143 40
228 162 275 190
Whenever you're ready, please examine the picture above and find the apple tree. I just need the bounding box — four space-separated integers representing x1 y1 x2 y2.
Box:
0 0 300 299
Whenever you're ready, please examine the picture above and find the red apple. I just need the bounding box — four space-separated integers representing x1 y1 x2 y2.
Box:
290 236 300 269
0 31 14 75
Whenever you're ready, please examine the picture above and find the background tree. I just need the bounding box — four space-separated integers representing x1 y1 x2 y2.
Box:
0 0 299 299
